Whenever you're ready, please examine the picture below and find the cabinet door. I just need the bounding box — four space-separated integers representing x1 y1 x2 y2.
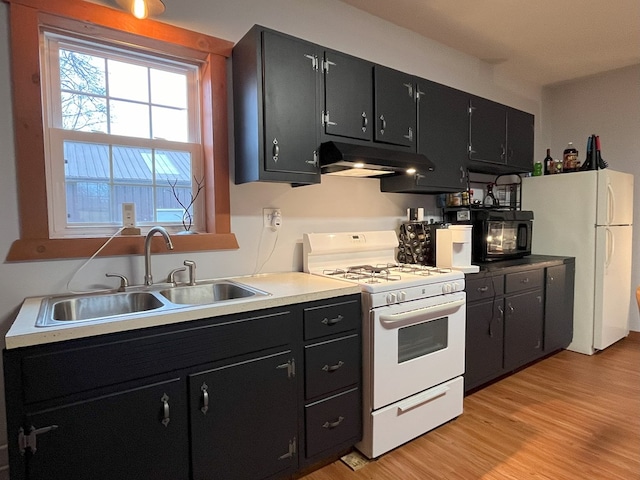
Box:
465 299 504 391
507 107 534 171
544 264 574 352
416 80 469 190
190 350 298 480
323 50 372 141
263 30 319 175
23 378 189 480
373 65 416 149
468 96 507 164
504 290 544 371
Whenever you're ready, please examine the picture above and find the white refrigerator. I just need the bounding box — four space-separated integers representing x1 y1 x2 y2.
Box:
522 169 634 355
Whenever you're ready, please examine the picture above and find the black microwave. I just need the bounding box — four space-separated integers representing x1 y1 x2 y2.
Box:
470 209 533 262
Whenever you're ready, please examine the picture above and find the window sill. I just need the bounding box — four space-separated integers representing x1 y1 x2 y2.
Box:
6 233 239 261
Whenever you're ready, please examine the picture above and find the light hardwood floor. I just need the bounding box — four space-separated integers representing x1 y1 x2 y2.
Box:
301 332 640 480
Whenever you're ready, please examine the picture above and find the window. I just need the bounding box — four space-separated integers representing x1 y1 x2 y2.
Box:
6 0 238 260
43 35 203 236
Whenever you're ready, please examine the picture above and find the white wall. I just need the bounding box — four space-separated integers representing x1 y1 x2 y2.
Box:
541 64 640 330
0 0 547 469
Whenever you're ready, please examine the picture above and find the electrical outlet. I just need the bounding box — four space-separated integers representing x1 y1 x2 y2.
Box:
263 208 282 230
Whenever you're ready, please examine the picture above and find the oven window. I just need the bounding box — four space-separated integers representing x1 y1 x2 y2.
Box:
397 316 448 363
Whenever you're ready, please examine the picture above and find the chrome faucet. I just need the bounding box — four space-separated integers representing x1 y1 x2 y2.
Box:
144 226 174 286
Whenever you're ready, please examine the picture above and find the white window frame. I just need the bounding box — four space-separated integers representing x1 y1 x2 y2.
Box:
41 32 204 237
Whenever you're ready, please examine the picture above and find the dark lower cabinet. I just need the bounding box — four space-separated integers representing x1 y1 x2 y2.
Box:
503 289 544 371
465 300 504 392
189 351 297 480
4 293 362 480
464 257 574 393
22 378 189 480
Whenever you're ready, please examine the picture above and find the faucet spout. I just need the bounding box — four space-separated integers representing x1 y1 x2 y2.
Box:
144 226 173 286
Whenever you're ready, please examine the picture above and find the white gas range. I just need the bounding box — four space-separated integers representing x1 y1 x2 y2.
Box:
303 231 466 459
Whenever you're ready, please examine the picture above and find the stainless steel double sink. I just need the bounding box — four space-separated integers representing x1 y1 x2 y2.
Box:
36 281 269 327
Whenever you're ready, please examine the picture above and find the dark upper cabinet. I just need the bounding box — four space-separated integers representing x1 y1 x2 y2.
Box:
233 26 320 185
468 96 534 174
322 50 373 142
381 80 469 193
468 96 508 165
373 65 417 149
506 107 535 171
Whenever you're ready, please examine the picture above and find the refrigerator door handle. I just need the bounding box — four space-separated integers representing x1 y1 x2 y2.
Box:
605 228 614 268
607 182 615 225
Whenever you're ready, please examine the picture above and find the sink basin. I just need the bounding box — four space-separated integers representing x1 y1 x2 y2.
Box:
159 281 265 305
39 292 165 326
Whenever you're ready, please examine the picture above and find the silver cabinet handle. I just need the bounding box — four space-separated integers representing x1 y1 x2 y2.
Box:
361 111 368 132
521 277 530 284
272 138 279 162
379 115 386 134
200 383 209 415
322 416 344 429
161 393 170 427
321 314 343 326
508 303 514 314
322 360 344 372
477 286 489 293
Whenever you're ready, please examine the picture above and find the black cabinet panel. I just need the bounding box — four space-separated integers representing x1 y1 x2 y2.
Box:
504 290 544 371
466 275 504 303
304 334 360 399
189 350 297 480
507 107 535 171
304 388 361 459
544 264 574 352
233 26 320 184
469 96 507 165
263 31 319 175
323 50 372 141
24 378 189 480
505 269 544 294
373 66 416 149
465 300 504 391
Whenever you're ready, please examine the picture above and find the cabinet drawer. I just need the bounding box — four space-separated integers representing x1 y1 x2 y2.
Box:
305 388 361 458
505 269 543 293
466 275 504 302
305 335 360 399
304 299 360 340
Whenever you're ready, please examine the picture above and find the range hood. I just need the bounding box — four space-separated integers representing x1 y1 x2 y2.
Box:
319 141 435 178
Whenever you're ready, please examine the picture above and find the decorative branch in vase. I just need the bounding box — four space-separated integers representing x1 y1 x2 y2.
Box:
168 176 205 233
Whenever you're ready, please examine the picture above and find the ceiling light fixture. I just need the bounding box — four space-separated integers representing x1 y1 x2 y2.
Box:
115 0 165 19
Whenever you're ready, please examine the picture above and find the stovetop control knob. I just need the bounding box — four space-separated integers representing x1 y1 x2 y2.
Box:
398 291 407 302
442 283 452 294
387 293 397 304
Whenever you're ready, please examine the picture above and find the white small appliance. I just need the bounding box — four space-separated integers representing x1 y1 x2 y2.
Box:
303 231 466 458
436 225 479 273
522 169 634 354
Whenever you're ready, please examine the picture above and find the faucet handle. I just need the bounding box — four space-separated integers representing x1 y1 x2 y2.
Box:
183 260 197 286
166 267 187 286
106 273 129 292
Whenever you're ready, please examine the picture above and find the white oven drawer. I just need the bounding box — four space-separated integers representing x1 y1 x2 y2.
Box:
358 376 463 459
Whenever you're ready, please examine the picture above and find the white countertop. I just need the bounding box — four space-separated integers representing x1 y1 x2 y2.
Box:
5 272 361 350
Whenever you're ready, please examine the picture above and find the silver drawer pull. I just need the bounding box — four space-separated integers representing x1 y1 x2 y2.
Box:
322 360 344 372
161 393 170 427
477 286 489 292
322 416 344 429
200 383 209 415
321 314 343 326
521 277 530 283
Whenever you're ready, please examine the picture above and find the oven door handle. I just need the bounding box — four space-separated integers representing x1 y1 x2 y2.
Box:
397 385 450 413
379 299 465 328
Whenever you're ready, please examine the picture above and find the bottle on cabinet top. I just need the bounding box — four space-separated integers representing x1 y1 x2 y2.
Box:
563 142 580 172
543 148 554 175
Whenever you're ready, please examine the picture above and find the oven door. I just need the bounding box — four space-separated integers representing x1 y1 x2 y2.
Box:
370 292 465 410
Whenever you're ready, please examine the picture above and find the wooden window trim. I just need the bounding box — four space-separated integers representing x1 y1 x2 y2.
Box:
4 0 239 261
